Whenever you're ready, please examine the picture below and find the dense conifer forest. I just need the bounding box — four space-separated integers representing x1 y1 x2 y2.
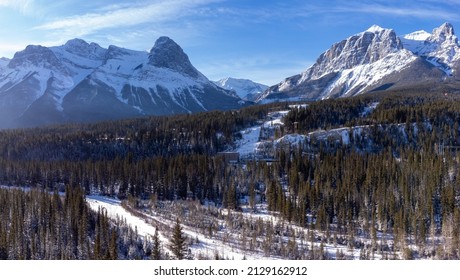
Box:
0 187 153 259
2 88 460 259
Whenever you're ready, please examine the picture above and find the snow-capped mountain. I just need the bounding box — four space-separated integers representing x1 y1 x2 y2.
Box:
258 23 456 103
0 37 244 128
214 77 268 101
401 23 460 75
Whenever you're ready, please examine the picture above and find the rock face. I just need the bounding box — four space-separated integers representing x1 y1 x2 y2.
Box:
258 23 458 103
148 36 204 79
308 25 404 79
0 37 244 128
402 23 460 75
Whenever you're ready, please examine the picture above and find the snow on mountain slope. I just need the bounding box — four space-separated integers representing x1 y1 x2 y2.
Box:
305 25 404 80
0 37 244 128
258 23 455 103
258 25 416 102
50 39 107 96
320 49 417 99
88 45 148 102
214 77 268 101
401 23 460 75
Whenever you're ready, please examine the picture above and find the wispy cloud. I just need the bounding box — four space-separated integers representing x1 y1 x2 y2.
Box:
339 2 460 21
0 0 34 14
319 0 460 20
35 0 221 37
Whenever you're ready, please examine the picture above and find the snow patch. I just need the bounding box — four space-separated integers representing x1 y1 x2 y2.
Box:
366 25 386 33
361 102 379 116
321 50 417 99
403 30 431 41
236 126 262 157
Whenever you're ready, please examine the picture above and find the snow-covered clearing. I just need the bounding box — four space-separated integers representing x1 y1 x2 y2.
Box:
235 126 262 157
86 195 390 260
86 195 273 260
235 109 290 158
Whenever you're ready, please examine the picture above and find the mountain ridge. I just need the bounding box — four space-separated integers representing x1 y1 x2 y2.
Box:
0 37 245 129
258 22 460 103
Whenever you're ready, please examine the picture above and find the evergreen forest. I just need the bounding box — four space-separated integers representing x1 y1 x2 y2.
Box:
2 88 460 259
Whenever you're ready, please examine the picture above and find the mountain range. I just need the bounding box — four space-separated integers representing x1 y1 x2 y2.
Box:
257 22 460 103
0 37 245 128
2 22 460 128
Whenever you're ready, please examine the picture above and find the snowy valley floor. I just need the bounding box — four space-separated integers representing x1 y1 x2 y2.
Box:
86 195 399 260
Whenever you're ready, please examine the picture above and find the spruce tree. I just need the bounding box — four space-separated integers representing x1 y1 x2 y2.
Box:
151 227 162 260
169 218 187 260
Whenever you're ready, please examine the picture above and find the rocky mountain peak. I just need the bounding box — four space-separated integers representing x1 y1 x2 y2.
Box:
104 45 131 60
0 36 244 128
429 22 457 45
64 38 90 50
365 25 385 33
63 38 106 60
148 36 202 79
432 23 455 38
401 23 460 74
307 25 402 79
8 45 63 69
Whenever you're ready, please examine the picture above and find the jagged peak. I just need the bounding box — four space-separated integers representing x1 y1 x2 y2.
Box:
150 36 180 51
148 36 202 79
428 22 457 45
8 44 61 68
149 36 187 59
6 44 72 75
105 45 131 58
307 24 403 79
62 38 105 59
64 38 89 48
21 44 50 53
354 25 401 48
433 22 455 36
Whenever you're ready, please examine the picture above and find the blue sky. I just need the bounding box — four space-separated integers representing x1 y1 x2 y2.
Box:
1 0 460 85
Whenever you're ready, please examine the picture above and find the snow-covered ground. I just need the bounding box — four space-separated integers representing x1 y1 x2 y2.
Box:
234 109 291 158
234 106 357 157
86 195 390 260
235 126 262 157
86 195 274 260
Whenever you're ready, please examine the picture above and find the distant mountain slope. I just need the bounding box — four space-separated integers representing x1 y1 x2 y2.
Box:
401 22 460 75
258 23 457 103
214 77 268 101
0 37 244 128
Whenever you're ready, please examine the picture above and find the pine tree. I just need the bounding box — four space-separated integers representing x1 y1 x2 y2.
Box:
169 218 187 260
108 230 118 260
151 227 162 260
